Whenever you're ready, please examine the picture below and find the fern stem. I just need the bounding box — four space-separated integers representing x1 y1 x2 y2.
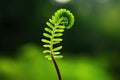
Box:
50 24 62 80
51 55 62 80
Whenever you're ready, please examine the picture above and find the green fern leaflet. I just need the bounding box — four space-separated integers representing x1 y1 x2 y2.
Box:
41 9 74 60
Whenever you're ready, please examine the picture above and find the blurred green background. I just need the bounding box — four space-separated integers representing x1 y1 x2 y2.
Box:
0 0 120 80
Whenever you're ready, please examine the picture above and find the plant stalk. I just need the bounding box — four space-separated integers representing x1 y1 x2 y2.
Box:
50 23 62 80
51 55 62 80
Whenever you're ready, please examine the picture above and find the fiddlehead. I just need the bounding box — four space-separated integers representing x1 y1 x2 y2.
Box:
42 9 74 59
41 9 74 80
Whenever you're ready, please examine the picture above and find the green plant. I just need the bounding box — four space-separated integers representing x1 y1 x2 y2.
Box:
41 9 74 80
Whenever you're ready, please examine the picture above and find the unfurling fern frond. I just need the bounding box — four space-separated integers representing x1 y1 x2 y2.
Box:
41 9 74 60
41 9 75 80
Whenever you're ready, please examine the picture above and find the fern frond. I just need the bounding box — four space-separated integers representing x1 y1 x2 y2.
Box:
43 33 51 38
42 9 74 60
41 39 50 43
49 19 55 24
44 28 52 34
54 33 63 37
43 44 51 48
53 41 60 45
45 55 52 60
45 53 63 60
53 46 62 52
53 52 60 55
54 55 63 59
57 26 65 29
43 50 51 54
53 38 63 42
46 22 54 29
55 29 64 32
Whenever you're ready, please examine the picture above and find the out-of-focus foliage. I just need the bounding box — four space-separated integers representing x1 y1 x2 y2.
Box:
0 44 114 80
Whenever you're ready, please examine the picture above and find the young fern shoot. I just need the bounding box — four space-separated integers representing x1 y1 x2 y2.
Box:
41 9 74 80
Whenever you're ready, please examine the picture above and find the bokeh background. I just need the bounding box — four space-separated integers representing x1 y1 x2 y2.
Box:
0 0 120 80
